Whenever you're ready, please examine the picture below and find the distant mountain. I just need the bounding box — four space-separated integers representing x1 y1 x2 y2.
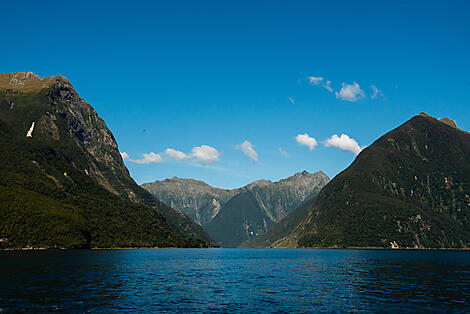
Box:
239 196 317 248
246 171 329 223
204 191 271 248
0 72 211 249
143 171 329 227
275 113 470 249
143 171 329 247
208 171 329 247
142 177 237 225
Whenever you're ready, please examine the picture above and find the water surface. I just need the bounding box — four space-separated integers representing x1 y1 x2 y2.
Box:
1 249 469 312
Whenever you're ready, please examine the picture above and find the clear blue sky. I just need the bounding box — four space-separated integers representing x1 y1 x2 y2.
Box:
2 1 469 188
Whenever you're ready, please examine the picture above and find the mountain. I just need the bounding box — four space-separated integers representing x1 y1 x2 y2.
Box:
142 177 237 225
143 171 329 247
201 171 329 247
0 72 211 249
245 170 329 223
275 113 470 249
239 196 317 248
143 171 329 228
204 191 271 248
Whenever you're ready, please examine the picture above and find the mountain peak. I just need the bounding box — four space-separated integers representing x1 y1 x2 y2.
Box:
418 112 433 118
416 112 458 130
0 72 71 92
279 112 470 249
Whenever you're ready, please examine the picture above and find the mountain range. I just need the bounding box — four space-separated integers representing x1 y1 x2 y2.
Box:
0 72 211 249
143 171 330 247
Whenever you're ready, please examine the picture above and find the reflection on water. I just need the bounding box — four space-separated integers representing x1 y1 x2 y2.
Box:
1 249 469 312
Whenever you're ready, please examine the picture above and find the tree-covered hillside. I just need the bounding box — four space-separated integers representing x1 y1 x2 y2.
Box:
0 72 210 249
276 113 470 249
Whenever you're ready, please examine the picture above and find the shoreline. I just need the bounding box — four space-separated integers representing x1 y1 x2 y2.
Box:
2 246 470 251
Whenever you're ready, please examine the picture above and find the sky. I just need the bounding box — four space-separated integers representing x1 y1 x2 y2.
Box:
2 1 470 189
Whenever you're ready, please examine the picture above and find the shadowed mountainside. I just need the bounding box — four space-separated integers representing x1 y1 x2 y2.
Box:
0 72 211 248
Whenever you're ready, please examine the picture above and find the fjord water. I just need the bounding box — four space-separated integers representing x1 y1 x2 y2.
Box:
1 249 469 312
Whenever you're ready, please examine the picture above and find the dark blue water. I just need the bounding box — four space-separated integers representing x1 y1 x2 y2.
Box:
1 249 470 313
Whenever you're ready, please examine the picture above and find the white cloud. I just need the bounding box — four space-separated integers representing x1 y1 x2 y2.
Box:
278 147 290 157
236 140 259 163
120 151 163 164
288 97 295 105
295 133 318 151
307 76 324 85
190 145 220 165
122 145 220 166
335 82 365 102
370 85 384 99
307 76 334 93
324 134 362 155
324 80 333 92
165 148 189 160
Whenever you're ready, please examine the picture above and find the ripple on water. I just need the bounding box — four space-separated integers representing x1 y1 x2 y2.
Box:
0 249 470 312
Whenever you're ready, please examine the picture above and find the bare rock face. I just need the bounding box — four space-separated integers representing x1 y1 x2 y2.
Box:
142 177 237 225
248 170 330 223
440 117 457 128
45 76 130 195
143 171 330 234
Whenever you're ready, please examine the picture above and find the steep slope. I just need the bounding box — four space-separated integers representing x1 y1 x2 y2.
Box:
203 191 271 247
142 177 237 225
246 171 329 222
276 113 470 249
142 171 330 229
0 72 211 248
239 196 317 248
201 171 329 247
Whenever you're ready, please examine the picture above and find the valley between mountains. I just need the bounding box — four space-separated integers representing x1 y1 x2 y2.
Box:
142 171 330 247
1 72 470 249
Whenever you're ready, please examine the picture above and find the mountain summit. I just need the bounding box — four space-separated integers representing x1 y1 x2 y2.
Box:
276 113 470 249
0 72 211 248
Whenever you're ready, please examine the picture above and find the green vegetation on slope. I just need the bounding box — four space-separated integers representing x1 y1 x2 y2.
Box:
279 114 470 249
0 72 210 248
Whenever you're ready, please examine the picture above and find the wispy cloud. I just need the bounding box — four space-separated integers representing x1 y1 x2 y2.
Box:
295 133 318 151
307 76 324 85
307 76 333 92
288 97 295 105
236 140 259 163
120 152 163 164
324 134 362 155
278 147 291 157
324 80 333 92
335 82 365 102
370 85 384 99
